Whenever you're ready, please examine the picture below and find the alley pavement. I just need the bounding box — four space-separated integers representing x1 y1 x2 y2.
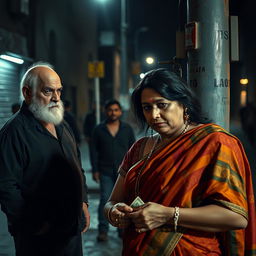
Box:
82 192 122 256
81 142 122 256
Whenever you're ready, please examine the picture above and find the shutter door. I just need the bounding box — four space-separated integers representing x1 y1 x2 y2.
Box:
0 60 22 129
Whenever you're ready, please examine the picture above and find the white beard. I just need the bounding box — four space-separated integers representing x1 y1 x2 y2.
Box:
29 97 64 125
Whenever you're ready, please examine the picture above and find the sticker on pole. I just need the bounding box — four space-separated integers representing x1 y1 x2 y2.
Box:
185 22 198 50
88 61 105 78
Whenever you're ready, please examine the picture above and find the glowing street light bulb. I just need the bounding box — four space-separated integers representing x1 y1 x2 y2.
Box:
140 73 145 79
240 78 249 85
146 57 154 65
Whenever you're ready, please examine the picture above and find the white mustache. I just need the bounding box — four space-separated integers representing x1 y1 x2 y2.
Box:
48 102 60 108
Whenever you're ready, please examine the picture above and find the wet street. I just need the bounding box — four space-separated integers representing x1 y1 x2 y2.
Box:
82 193 122 256
80 141 122 255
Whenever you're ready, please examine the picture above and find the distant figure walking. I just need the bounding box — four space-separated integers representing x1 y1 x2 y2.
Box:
90 99 135 242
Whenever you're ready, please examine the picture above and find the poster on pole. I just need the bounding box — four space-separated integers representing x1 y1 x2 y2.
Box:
88 61 105 78
185 22 198 50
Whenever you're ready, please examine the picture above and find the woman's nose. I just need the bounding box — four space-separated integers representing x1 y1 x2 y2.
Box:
152 107 160 119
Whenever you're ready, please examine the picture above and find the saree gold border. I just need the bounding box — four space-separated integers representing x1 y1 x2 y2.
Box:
128 128 197 176
142 230 183 256
125 136 168 176
162 232 183 256
215 199 248 219
125 159 143 175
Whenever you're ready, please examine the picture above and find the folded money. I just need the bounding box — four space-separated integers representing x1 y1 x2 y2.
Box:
130 196 145 208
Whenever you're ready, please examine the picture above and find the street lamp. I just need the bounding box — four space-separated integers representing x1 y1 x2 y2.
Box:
140 73 145 79
145 56 155 65
240 78 249 107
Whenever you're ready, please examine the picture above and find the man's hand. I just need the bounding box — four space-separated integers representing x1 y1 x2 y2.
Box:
92 172 100 183
82 202 90 233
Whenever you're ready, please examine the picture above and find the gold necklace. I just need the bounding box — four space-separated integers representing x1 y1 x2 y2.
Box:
134 135 159 196
180 122 190 135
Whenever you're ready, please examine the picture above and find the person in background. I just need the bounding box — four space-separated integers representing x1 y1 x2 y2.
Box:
64 100 81 145
90 99 135 242
104 69 256 255
83 103 97 144
240 103 256 147
231 103 256 199
0 62 90 256
11 103 21 114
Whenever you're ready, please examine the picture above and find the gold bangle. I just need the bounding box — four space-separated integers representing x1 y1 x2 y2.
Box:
173 207 180 232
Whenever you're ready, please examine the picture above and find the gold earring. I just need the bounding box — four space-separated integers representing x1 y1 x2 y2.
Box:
184 108 190 123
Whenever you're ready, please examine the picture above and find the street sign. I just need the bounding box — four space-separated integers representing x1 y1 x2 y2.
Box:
88 61 105 78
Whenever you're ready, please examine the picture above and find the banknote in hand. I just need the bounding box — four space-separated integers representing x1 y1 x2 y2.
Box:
130 196 145 208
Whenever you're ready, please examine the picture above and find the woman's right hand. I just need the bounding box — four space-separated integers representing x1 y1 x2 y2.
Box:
109 202 133 228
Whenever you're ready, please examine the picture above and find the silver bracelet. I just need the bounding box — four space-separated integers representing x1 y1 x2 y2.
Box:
173 206 180 232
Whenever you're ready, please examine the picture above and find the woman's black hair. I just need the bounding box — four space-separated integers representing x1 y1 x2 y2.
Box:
131 68 211 130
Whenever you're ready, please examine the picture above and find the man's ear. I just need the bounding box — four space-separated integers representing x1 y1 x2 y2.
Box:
22 86 32 103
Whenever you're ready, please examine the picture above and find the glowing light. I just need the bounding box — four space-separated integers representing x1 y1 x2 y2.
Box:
240 78 249 85
0 54 24 64
240 90 247 107
145 57 154 65
140 73 145 79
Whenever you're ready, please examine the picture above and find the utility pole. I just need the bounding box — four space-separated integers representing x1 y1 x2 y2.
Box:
186 0 230 130
120 0 128 110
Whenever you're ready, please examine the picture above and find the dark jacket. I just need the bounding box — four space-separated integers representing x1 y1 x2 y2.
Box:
0 102 88 236
90 120 135 175
64 111 81 144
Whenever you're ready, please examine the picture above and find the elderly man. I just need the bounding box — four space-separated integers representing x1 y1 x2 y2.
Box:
0 62 90 256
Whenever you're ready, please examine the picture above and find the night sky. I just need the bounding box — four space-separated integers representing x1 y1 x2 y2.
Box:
97 0 178 72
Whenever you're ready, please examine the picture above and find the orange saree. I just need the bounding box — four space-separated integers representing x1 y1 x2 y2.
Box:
119 124 256 256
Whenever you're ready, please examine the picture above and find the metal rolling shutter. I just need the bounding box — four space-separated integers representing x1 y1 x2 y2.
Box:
0 59 22 129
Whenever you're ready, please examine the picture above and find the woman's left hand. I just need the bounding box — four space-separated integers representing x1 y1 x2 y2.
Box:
127 202 173 233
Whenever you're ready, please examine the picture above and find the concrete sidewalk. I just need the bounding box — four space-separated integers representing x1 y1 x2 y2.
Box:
0 209 15 256
82 194 122 256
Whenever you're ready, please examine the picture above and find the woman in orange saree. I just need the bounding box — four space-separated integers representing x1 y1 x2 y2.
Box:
104 69 256 255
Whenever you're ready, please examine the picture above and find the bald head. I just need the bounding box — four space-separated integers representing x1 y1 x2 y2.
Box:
21 62 64 125
30 66 61 92
21 62 62 104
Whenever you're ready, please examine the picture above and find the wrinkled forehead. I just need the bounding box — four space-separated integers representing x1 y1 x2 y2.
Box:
32 66 62 89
